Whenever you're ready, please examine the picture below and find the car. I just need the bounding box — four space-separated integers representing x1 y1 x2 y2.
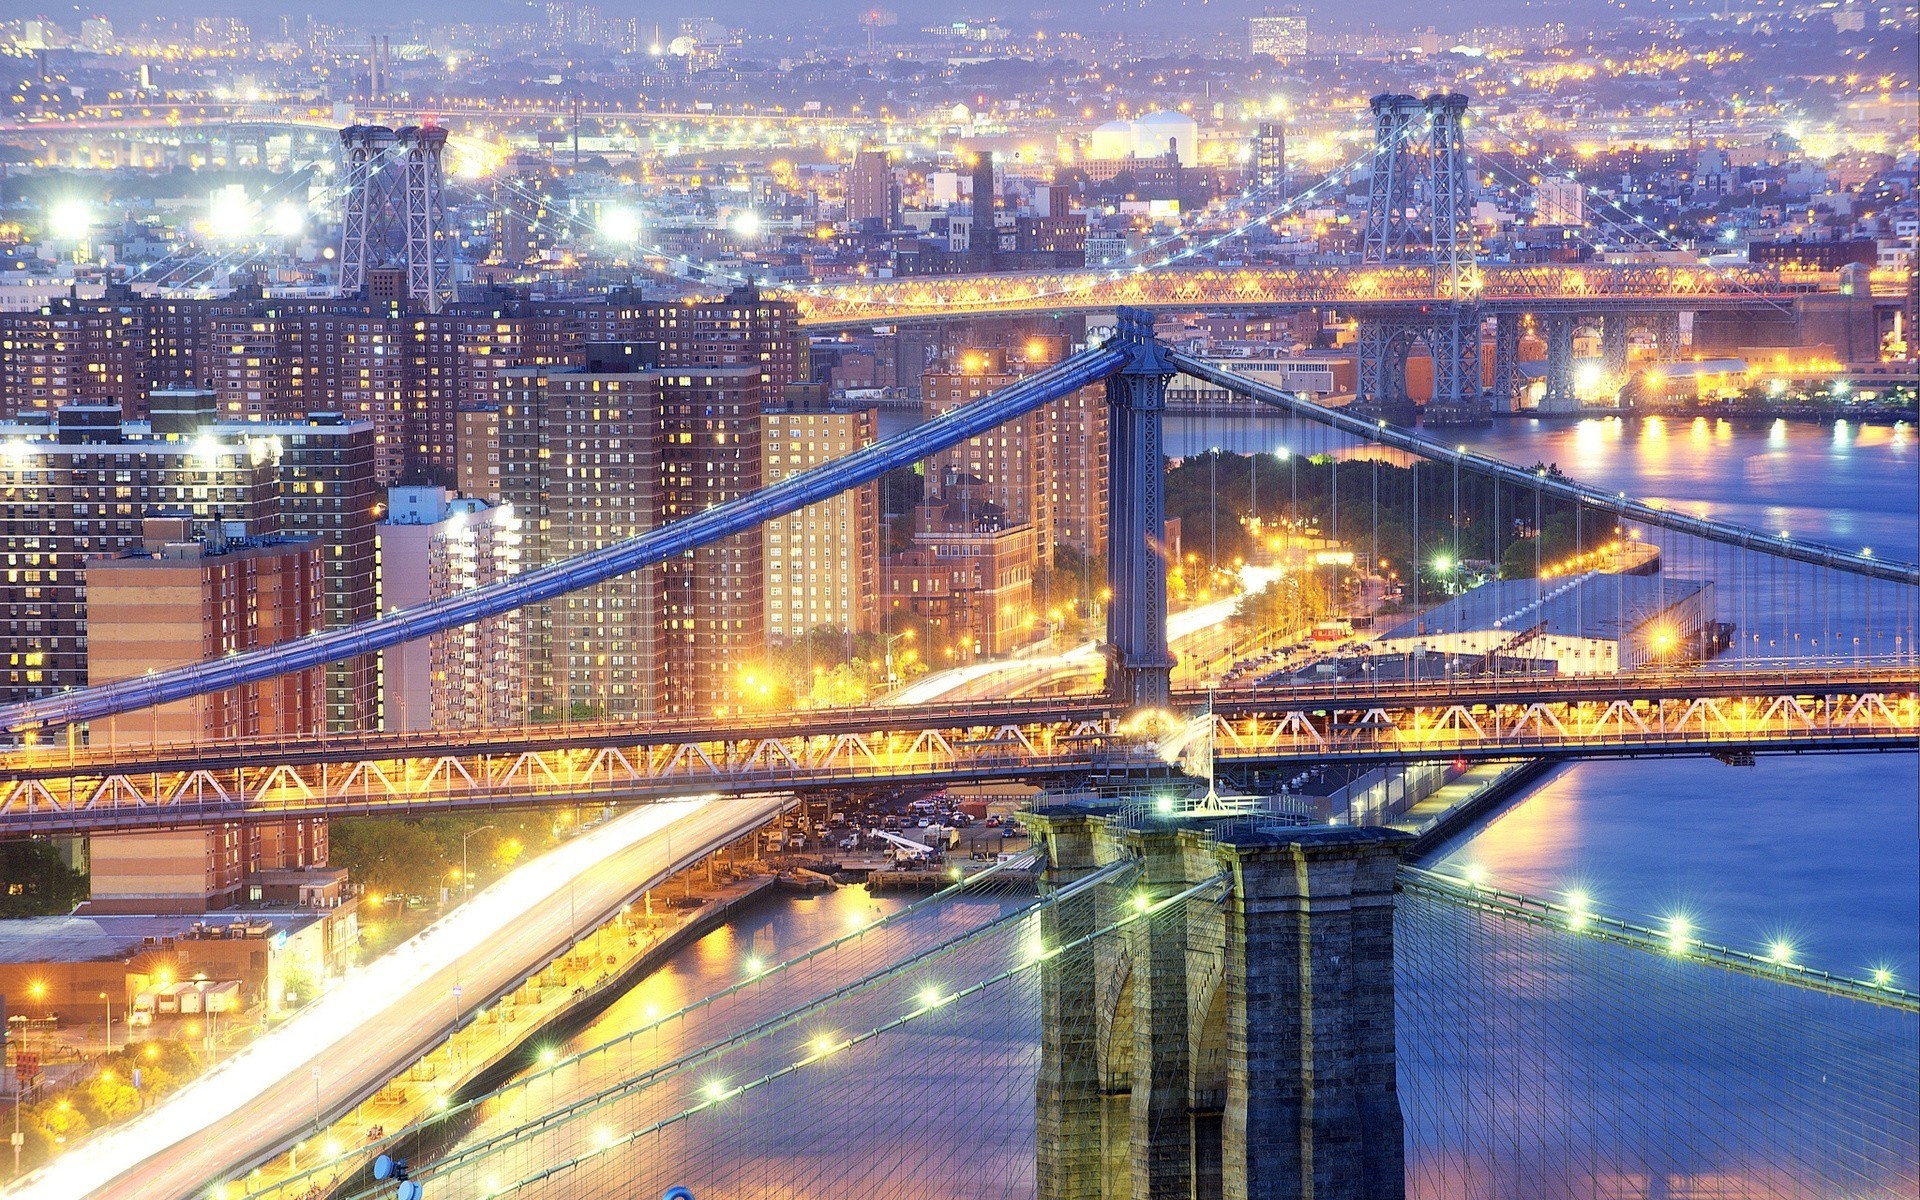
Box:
916 818 931 828
984 815 1001 827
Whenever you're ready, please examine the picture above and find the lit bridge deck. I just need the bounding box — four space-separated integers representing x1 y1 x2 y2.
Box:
1 664 1911 835
784 263 1814 327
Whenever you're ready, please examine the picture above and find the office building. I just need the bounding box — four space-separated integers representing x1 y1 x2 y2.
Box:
1248 9 1307 57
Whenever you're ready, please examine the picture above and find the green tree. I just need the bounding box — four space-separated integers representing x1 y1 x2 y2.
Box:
0 840 88 916
327 820 450 896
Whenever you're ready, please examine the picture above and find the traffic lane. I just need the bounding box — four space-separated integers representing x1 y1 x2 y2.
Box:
64 798 781 1200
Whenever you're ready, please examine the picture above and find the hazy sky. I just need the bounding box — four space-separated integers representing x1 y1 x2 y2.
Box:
45 0 1587 37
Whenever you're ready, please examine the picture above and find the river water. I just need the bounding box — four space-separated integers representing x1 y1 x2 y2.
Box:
1164 412 1919 984
452 412 1916 1194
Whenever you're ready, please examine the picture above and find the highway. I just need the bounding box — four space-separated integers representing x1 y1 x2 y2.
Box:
4 795 784 1200
887 566 1283 706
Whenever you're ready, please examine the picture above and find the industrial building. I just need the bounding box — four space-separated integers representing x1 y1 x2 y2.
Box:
1372 572 1718 674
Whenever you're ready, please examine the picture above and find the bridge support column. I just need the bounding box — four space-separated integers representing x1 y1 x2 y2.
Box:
1491 313 1524 412
1029 809 1414 1200
1653 310 1684 361
1422 306 1489 426
1032 813 1117 1200
1105 308 1176 712
1218 827 1410 1200
1601 314 1632 396
1540 314 1578 412
1354 318 1413 423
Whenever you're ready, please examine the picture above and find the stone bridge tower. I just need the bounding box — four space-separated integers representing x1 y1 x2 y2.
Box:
1025 807 1412 1200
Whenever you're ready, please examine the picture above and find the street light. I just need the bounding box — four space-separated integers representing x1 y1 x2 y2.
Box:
461 825 497 901
98 992 112 1052
883 628 915 685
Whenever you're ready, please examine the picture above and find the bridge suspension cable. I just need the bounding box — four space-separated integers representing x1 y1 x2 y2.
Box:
1168 351 1920 586
251 857 1156 1200
1397 870 1918 1197
331 872 1220 1200
0 342 1126 735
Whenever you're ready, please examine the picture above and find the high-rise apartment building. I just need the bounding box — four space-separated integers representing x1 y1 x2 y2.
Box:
378 486 523 730
762 390 880 644
1535 176 1585 227
455 404 504 502
1047 379 1110 559
1255 122 1287 193
499 345 665 721
889 486 1040 659
83 516 338 915
86 518 325 745
659 365 767 716
923 354 1055 563
0 285 805 490
0 394 379 728
500 342 772 719
848 149 902 229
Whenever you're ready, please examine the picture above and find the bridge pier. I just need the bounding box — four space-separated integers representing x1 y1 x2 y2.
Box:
1421 307 1489 426
1353 318 1417 424
1029 807 1413 1200
1490 313 1525 413
1601 314 1632 393
1653 310 1684 362
1104 308 1177 711
1539 314 1579 412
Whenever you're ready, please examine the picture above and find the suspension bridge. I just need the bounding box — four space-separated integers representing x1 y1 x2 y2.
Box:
0 93 1914 1200
86 91 1904 420
0 308 1914 822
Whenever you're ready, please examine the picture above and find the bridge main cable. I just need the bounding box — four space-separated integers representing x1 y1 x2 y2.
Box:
1169 351 1920 587
0 344 1127 735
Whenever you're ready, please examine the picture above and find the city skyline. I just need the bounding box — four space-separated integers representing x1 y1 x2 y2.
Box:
0 0 1911 1196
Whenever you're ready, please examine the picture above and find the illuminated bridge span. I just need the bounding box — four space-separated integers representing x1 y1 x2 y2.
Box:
783 262 1805 328
1 666 1913 835
0 310 1912 835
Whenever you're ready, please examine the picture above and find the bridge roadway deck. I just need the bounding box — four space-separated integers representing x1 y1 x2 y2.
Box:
785 264 1812 328
6 797 785 1200
0 665 1911 835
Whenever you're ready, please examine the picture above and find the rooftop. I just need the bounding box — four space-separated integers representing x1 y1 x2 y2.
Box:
1378 572 1712 643
0 910 328 965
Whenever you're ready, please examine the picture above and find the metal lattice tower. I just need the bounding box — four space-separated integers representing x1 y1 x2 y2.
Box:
400 125 455 313
336 125 398 298
1424 92 1475 298
1360 94 1424 265
337 123 454 312
1356 92 1487 424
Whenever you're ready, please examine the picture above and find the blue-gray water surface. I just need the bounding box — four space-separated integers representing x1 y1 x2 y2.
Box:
454 412 1916 1196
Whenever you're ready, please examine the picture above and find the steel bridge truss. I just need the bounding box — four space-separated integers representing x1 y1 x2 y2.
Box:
784 263 1803 328
3 673 1911 835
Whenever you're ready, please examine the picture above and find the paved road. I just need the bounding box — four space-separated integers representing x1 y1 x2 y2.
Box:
7 795 784 1200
